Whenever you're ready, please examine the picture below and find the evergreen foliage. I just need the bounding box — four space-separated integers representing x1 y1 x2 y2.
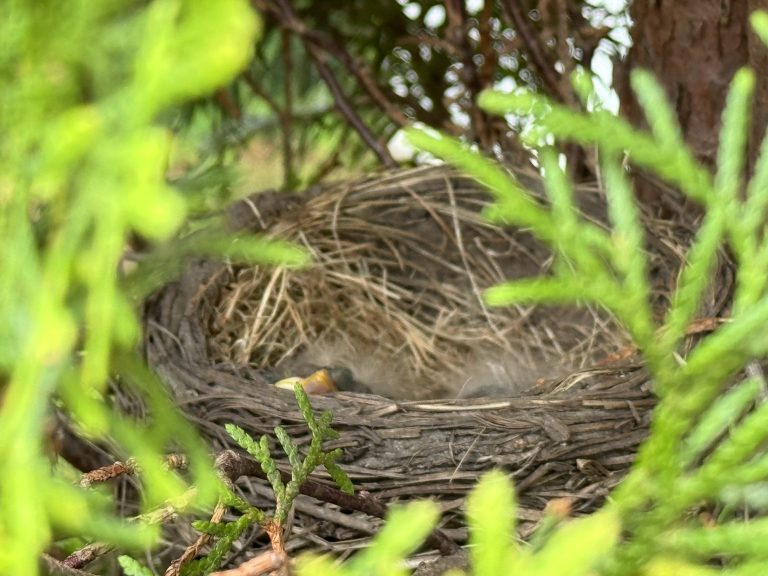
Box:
182 383 352 575
0 2 305 574
225 382 353 525
366 9 768 574
3 1 768 574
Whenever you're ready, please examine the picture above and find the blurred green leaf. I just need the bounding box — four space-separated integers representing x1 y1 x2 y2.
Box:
751 10 768 46
681 377 763 467
124 228 309 299
466 471 517 576
484 277 603 306
118 555 155 576
344 501 440 576
408 18 768 573
0 0 261 572
642 557 719 576
527 510 620 576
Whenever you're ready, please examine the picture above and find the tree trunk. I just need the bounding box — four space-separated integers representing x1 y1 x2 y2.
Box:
616 0 768 196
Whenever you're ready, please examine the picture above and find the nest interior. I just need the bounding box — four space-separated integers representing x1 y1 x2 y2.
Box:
204 166 635 400
142 166 731 565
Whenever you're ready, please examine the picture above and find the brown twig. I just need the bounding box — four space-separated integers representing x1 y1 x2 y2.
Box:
281 26 296 188
254 0 409 130
41 553 98 576
79 453 187 488
166 447 457 574
165 500 228 576
62 543 114 570
62 490 197 570
554 0 576 105
55 414 112 472
215 449 459 555
445 0 491 147
478 0 497 90
79 459 137 488
64 472 195 570
268 0 395 167
500 0 566 102
252 0 405 166
215 88 243 119
211 550 286 576
307 42 395 167
242 71 282 117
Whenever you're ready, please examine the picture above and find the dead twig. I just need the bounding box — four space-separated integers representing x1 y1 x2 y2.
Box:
165 500 228 576
41 553 98 576
79 459 138 488
253 0 409 130
255 0 397 167
211 550 286 576
500 0 565 102
215 449 459 555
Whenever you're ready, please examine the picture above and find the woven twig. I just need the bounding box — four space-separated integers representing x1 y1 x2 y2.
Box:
141 165 730 562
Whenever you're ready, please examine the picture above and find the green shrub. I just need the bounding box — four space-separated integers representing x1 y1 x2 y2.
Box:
181 383 353 575
0 2 306 574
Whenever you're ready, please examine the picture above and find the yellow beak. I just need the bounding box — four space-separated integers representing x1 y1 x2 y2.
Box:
274 369 337 395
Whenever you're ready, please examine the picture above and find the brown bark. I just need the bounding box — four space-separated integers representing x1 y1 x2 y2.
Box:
615 0 768 213
616 0 752 171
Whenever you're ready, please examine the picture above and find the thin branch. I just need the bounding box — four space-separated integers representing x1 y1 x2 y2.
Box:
254 0 408 127
79 459 137 488
554 0 576 106
396 33 463 58
308 43 396 167
269 0 395 167
165 501 228 576
243 69 300 182
281 27 296 189
62 543 114 571
445 0 494 147
478 0 496 90
41 553 98 576
215 449 459 555
500 0 566 102
211 551 286 576
64 479 196 570
79 454 186 488
62 443 458 574
242 71 282 116
55 414 113 472
214 88 243 119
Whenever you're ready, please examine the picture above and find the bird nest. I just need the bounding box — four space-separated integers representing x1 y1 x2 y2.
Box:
194 166 630 399
142 165 730 566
